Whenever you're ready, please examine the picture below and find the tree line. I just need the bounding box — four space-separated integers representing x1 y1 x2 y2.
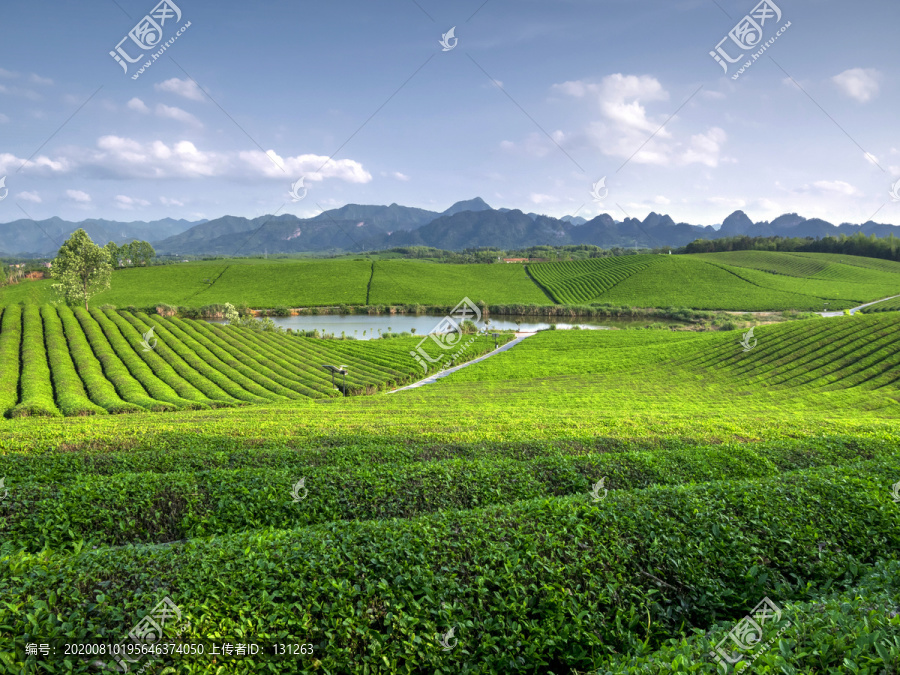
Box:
679 232 900 262
51 230 155 309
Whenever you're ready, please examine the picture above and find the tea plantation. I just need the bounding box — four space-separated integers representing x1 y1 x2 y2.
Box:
530 251 900 310
4 251 900 311
1 311 899 673
0 304 501 418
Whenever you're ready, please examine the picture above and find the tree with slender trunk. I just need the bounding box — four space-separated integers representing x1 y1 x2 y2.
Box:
51 229 112 310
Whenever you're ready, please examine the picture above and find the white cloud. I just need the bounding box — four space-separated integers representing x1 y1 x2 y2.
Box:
114 195 151 209
18 191 42 203
0 68 17 78
681 127 728 168
547 74 725 168
706 197 747 209
160 196 185 206
0 113 8 123
780 180 861 199
154 77 204 101
1 84 40 101
500 130 567 159
66 189 91 203
392 171 410 181
809 180 859 196
240 149 372 184
0 137 372 186
127 97 150 113
29 73 53 86
652 196 671 205
832 68 880 103
530 193 559 204
155 103 202 127
88 136 225 178
0 152 69 175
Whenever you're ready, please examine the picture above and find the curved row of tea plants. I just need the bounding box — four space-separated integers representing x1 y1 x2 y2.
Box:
528 255 666 304
0 304 483 417
2 458 898 673
860 294 900 313
3 433 898 553
588 557 900 674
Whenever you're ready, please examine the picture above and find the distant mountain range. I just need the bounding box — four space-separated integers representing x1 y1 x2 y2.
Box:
2 198 898 257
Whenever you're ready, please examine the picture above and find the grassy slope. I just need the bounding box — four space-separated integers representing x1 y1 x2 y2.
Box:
1 316 900 673
2 251 897 311
0 309 471 417
594 256 856 310
367 259 551 305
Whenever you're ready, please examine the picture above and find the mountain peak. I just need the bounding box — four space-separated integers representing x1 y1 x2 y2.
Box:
442 197 492 217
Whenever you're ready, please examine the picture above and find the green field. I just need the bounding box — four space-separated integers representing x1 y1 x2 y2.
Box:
0 304 505 418
367 259 551 305
532 251 900 310
2 313 899 672
528 255 666 304
860 295 900 313
2 251 898 312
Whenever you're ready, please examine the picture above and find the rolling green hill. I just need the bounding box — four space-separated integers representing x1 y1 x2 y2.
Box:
1 251 898 312
0 304 502 418
530 251 900 310
2 314 899 672
367 259 551 305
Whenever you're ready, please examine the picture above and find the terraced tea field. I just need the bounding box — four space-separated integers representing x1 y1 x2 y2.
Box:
861 295 900 313
365 259 551 305
5 251 898 312
0 305 502 418
527 255 665 304
2 313 899 673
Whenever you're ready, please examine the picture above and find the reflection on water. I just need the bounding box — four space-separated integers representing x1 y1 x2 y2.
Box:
207 313 683 340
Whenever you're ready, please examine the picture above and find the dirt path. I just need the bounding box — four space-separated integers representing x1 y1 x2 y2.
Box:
818 294 900 317
388 332 537 393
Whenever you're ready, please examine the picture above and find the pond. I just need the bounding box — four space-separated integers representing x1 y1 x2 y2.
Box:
207 313 685 339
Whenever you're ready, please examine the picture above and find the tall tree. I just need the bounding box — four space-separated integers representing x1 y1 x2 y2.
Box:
104 241 121 267
51 229 112 309
131 240 156 266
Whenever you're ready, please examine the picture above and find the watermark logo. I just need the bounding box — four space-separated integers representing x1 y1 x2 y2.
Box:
891 480 900 504
290 177 308 202
590 177 608 202
440 26 458 51
590 477 608 501
140 326 157 352
0 176 8 201
710 597 790 670
0 477 8 501
740 326 757 352
410 297 482 371
710 0 790 80
890 179 900 202
291 478 308 502
438 627 458 651
109 596 190 673
110 0 191 80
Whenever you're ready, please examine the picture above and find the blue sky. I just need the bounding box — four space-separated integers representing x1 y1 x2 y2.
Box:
0 0 898 226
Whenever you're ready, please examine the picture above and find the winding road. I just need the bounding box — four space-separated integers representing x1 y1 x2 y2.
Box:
818 294 900 317
388 332 537 393
391 294 900 392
